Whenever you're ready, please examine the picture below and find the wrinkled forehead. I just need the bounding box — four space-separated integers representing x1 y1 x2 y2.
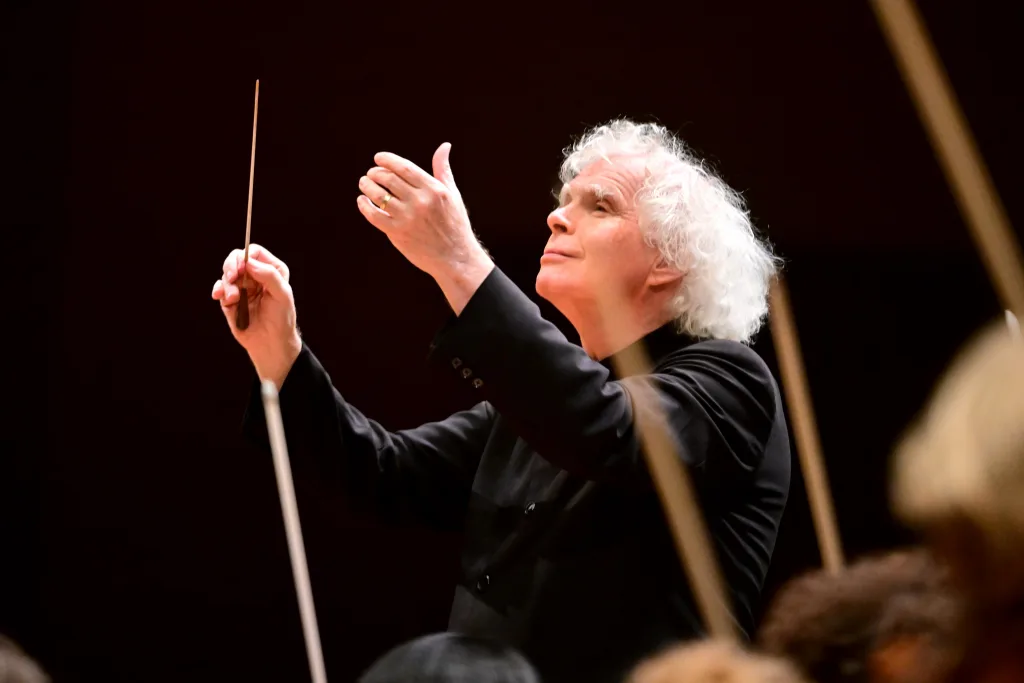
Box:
559 154 651 202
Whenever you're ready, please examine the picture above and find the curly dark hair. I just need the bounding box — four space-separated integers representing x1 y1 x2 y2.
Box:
756 548 962 683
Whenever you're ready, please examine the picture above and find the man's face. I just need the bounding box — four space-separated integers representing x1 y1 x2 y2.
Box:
535 155 666 311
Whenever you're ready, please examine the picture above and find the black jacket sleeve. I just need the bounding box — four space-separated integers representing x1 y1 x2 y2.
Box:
242 344 495 529
427 268 778 488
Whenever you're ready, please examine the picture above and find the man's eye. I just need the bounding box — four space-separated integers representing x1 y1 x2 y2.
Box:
595 203 609 213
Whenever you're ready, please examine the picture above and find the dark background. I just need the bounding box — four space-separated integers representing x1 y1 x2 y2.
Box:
5 0 1022 680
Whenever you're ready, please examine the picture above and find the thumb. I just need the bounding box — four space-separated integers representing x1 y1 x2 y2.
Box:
432 142 455 189
243 258 287 298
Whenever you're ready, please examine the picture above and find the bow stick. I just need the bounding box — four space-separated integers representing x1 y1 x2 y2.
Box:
870 0 1024 318
236 80 260 331
600 295 736 641
768 277 844 573
1008 310 1022 343
261 380 328 683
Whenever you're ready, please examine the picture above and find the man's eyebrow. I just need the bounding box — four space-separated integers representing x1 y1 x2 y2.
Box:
554 184 616 206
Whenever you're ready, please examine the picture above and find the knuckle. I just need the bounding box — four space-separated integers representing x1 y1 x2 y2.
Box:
429 182 448 200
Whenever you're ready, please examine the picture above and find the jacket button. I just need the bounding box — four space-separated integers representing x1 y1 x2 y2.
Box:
462 368 472 379
472 378 484 389
476 574 491 593
452 358 462 369
524 502 536 516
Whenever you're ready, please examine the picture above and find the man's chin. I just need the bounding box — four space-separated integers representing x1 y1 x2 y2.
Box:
534 270 558 300
535 271 574 305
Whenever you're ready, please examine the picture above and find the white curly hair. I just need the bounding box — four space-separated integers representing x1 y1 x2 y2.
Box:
560 119 781 343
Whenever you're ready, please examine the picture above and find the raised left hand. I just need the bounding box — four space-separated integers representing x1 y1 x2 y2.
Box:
357 143 489 281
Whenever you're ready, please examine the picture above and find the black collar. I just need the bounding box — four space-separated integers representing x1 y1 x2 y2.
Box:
599 322 698 381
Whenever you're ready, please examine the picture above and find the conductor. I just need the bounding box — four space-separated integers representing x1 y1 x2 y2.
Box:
212 120 791 683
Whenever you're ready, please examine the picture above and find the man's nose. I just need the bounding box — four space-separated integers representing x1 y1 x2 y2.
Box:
547 206 573 234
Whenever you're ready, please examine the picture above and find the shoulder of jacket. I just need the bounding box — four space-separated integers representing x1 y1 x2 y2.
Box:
665 338 770 373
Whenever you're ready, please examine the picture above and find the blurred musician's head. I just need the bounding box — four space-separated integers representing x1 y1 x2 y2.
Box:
628 639 807 683
0 634 49 683
357 632 539 683
757 548 961 683
891 319 1024 605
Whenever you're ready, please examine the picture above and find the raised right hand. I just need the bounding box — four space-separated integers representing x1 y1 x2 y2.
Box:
212 244 302 388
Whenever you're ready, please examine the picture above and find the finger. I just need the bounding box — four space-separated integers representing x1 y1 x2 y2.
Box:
223 248 245 276
358 175 403 214
221 277 241 306
247 244 290 281
366 166 414 200
357 195 394 232
432 142 456 189
215 277 248 311
221 245 289 282
373 152 434 188
219 259 241 301
242 257 288 298
219 296 239 332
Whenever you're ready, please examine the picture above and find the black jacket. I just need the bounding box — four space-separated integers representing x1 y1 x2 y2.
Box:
243 267 791 683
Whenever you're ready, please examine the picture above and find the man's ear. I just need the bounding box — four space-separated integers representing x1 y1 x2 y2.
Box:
649 257 683 289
